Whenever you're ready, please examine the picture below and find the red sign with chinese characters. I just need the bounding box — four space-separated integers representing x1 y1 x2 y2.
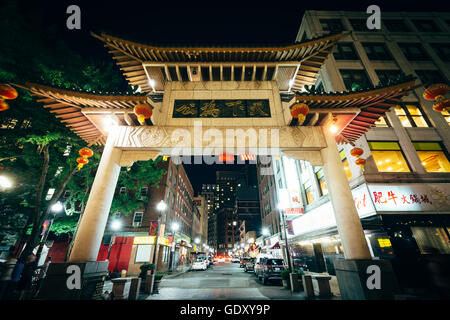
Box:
168 234 174 245
149 221 158 236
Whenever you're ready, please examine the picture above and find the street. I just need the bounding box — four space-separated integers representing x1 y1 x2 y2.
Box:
147 261 337 300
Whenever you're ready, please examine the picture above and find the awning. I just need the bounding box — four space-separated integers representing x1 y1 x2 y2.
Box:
270 242 281 249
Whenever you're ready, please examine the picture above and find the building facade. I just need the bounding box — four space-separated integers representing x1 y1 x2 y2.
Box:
274 11 450 291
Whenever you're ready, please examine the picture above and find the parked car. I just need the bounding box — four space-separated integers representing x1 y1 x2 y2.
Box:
225 256 231 262
239 257 248 268
232 257 240 263
192 258 208 271
253 254 272 276
244 258 255 272
255 258 286 285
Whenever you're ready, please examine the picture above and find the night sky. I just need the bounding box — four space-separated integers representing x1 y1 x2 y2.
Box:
13 0 450 194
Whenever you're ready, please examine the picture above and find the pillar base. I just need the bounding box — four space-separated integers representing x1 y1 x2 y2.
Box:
37 261 108 300
334 259 400 300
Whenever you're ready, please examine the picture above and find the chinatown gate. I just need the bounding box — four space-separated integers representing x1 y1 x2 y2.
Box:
21 31 418 300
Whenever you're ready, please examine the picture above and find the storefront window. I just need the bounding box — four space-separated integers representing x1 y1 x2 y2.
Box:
315 168 328 196
339 150 352 180
413 142 450 172
368 141 411 172
411 227 450 254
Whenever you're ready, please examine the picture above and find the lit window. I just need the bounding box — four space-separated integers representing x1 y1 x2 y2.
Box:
394 104 429 127
368 141 410 172
46 188 55 201
339 150 353 180
411 227 450 254
303 181 314 204
440 109 450 125
315 168 328 196
374 115 390 127
413 142 450 172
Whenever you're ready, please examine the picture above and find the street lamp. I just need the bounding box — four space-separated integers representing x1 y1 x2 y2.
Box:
152 200 167 272
262 228 270 237
169 222 180 272
0 175 13 190
108 219 122 260
277 202 293 271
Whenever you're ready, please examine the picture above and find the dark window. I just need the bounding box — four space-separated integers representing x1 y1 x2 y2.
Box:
265 67 275 80
255 67 264 81
375 70 402 84
398 43 430 61
212 67 220 81
320 19 345 33
179 67 189 81
223 67 231 81
412 19 440 32
333 43 358 60
234 67 243 81
168 67 178 81
201 67 210 81
415 70 448 85
244 67 253 81
349 19 370 31
362 43 392 60
340 69 371 91
384 20 411 32
430 43 450 62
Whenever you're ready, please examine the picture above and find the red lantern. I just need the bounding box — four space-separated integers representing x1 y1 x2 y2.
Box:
79 147 94 158
350 147 364 158
0 84 18 100
423 83 450 101
133 104 153 125
290 103 309 123
76 157 89 170
433 98 450 113
218 153 235 163
0 99 8 112
355 158 366 169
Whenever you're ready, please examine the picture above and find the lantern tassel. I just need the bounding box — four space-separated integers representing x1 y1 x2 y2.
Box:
137 114 146 125
77 163 84 170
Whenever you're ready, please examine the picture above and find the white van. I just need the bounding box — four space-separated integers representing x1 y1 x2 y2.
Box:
253 253 273 275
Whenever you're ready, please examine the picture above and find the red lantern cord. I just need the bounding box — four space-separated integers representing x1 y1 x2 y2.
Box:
76 157 89 170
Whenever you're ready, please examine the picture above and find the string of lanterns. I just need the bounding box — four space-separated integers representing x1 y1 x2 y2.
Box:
350 147 366 170
0 84 18 111
423 83 450 113
133 103 153 125
76 147 94 170
290 102 309 124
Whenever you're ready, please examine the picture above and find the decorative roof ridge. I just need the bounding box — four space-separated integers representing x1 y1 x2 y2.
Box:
21 82 148 100
293 74 417 99
91 31 348 52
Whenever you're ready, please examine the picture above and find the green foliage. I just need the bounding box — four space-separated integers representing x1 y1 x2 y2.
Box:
139 263 155 279
154 273 164 281
110 158 166 217
0 0 129 241
281 269 291 280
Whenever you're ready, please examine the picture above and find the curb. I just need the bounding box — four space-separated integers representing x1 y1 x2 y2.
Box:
163 268 191 279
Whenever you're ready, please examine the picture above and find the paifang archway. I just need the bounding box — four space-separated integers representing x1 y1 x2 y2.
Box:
19 31 419 299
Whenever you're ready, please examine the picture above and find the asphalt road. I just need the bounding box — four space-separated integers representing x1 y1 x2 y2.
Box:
147 261 310 300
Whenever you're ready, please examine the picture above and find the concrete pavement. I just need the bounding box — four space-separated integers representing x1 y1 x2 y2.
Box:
147 261 341 300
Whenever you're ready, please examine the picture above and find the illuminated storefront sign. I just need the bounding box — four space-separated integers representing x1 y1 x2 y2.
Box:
280 156 304 216
133 236 170 246
291 183 450 237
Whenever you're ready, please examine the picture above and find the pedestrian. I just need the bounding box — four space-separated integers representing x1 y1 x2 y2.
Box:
18 254 36 300
0 247 18 300
33 256 51 298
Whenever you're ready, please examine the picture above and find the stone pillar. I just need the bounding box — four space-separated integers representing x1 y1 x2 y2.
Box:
320 127 400 300
69 130 123 262
320 127 371 259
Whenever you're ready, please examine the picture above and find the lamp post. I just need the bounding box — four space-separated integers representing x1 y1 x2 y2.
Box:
169 222 180 272
0 175 12 191
194 237 200 256
262 227 270 254
35 201 64 264
107 219 122 260
152 200 167 273
277 202 293 271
